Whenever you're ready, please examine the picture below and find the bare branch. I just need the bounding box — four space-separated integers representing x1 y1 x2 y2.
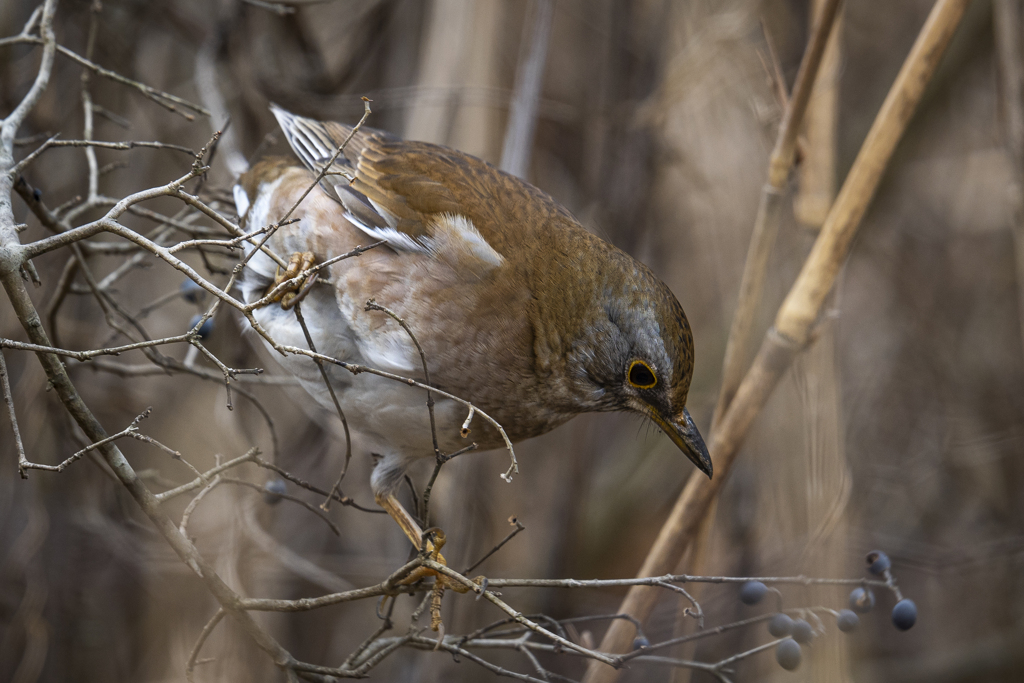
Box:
18 408 154 475
251 455 384 514
185 608 226 683
155 448 261 502
222 477 342 536
291 302 354 511
240 558 424 612
0 350 28 478
0 0 58 154
422 560 620 667
463 517 526 575
179 474 223 536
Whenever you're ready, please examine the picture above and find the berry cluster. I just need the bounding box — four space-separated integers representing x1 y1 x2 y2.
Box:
736 550 916 672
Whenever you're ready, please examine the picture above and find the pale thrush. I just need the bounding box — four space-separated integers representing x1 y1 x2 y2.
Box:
233 105 712 558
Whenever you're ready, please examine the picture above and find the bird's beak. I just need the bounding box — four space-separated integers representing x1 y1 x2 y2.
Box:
650 407 713 479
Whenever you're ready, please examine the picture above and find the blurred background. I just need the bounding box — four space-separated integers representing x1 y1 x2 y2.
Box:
2 0 1023 681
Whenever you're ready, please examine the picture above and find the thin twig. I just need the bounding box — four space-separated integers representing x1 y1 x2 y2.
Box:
484 573 889 591
240 558 425 612
278 97 372 227
17 408 153 474
292 302 353 511
12 138 197 177
364 299 441 460
463 517 526 575
186 609 226 683
221 477 342 536
251 456 384 513
422 560 620 667
0 350 29 478
654 581 703 629
421 442 478 526
179 474 223 536
341 599 395 669
155 448 260 502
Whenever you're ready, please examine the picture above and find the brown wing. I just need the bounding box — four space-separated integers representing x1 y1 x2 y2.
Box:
270 105 576 254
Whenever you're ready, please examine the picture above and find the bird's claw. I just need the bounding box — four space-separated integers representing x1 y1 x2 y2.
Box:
267 251 317 309
394 526 484 631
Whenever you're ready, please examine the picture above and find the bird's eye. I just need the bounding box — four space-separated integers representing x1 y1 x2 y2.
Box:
627 360 657 389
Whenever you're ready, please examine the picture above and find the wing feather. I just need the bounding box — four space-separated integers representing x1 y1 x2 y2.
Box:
270 104 507 273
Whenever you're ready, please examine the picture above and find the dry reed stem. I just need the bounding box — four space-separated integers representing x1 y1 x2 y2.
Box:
775 0 969 343
766 0 843 190
715 0 842 425
993 0 1024 363
674 6 845 681
500 0 554 178
651 5 844 680
583 1 970 679
794 0 843 228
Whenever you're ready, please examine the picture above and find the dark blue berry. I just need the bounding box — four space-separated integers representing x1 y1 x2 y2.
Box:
33 187 42 201
739 580 768 605
189 314 214 339
836 609 859 632
891 599 917 630
866 551 891 576
632 636 650 650
849 587 875 614
181 278 205 303
263 478 287 504
775 638 801 671
791 619 813 644
768 613 794 637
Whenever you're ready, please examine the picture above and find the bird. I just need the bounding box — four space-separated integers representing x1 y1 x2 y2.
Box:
233 104 712 584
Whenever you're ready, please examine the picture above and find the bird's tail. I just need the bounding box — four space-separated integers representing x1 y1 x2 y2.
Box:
269 103 356 177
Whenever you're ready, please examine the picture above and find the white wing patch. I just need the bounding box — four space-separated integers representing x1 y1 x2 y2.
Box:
330 190 433 254
432 213 505 269
357 225 433 253
340 206 503 277
232 184 251 219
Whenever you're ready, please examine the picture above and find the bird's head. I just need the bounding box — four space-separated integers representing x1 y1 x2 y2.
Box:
571 259 713 479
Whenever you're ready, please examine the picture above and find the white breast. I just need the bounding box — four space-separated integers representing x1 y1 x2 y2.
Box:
239 212 466 469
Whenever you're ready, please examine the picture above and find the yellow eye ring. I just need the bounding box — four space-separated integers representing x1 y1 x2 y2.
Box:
627 359 658 389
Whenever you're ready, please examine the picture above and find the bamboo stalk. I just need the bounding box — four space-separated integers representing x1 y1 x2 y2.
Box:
583 1 969 679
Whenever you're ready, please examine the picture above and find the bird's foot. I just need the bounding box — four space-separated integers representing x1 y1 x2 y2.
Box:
396 528 484 632
268 251 317 309
397 528 476 590
376 494 484 631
